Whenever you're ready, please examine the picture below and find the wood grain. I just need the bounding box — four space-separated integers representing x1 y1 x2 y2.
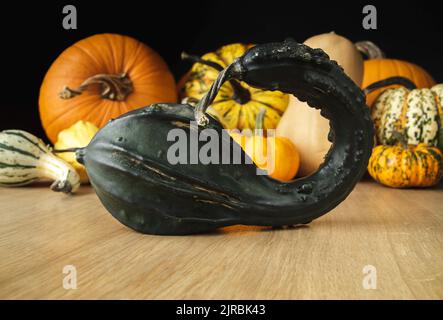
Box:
0 180 442 299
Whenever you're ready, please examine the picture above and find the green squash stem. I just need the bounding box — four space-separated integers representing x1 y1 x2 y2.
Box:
255 108 266 131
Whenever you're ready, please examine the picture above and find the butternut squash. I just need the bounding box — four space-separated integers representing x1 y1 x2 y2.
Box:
276 32 364 176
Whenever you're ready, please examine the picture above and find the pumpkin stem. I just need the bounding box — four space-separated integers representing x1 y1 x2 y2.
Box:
355 41 386 59
181 52 251 105
363 76 417 96
59 73 133 101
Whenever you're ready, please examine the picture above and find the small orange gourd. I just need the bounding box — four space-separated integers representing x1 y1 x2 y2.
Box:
230 109 300 182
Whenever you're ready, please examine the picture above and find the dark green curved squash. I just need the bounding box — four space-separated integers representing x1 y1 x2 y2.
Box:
76 39 374 235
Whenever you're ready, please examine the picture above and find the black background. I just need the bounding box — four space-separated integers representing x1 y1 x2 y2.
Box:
0 0 442 141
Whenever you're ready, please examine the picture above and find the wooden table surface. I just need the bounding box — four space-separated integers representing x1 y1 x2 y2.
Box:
0 180 442 300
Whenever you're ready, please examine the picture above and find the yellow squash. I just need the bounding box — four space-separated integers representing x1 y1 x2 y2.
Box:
54 120 98 183
368 143 443 188
180 43 289 130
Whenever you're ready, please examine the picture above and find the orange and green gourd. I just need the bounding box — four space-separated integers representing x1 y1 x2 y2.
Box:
368 139 443 188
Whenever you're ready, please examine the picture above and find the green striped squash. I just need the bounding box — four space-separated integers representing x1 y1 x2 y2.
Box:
372 84 443 149
0 130 80 193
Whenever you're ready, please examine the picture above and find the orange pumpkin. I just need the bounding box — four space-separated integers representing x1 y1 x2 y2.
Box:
39 33 177 143
356 41 436 107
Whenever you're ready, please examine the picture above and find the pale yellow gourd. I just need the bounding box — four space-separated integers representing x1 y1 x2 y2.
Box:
276 32 364 176
54 121 99 183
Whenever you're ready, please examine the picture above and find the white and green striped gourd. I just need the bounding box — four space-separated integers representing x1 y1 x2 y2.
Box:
0 130 80 193
371 84 443 149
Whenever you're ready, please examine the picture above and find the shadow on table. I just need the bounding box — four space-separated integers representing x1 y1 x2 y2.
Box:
22 181 94 197
206 224 310 237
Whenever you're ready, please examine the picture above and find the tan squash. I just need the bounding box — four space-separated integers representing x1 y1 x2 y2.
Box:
276 32 364 176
